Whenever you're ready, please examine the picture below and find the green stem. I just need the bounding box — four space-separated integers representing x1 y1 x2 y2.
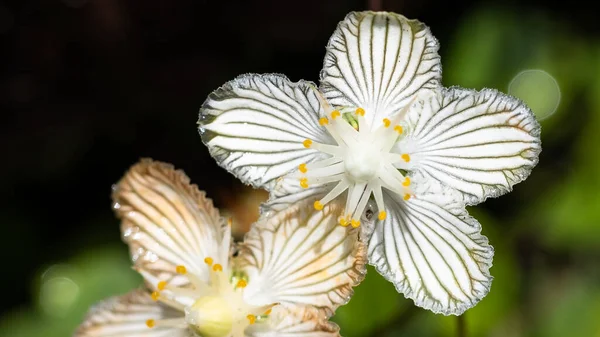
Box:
457 314 466 337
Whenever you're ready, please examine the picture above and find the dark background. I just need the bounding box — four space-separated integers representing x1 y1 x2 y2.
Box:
1 0 599 336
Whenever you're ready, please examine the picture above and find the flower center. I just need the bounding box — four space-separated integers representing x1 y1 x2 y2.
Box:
291 90 416 226
144 258 275 336
187 296 233 337
344 146 381 183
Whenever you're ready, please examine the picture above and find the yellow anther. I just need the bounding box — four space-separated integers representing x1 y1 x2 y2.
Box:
157 281 167 291
176 265 187 274
339 217 349 227
151 291 160 301
319 117 329 125
236 279 248 288
383 118 391 128
146 319 155 328
402 177 411 187
300 178 309 189
213 264 223 272
378 211 387 220
351 219 360 228
403 194 411 201
298 163 307 173
394 125 403 134
303 139 313 148
331 110 341 119
204 257 214 266
227 218 233 227
401 154 411 162
264 308 272 315
247 314 257 325
314 200 324 211
356 107 365 116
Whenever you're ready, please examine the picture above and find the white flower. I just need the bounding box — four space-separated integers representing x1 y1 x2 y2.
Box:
198 11 541 315
75 159 366 337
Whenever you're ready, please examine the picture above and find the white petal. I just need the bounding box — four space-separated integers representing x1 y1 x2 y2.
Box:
320 11 442 127
368 191 494 315
398 87 541 205
113 159 229 286
260 177 329 215
239 200 366 316
246 306 340 337
199 74 334 190
75 289 189 336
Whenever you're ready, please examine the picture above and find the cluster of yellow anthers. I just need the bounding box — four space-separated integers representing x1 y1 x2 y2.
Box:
145 256 270 331
295 106 413 228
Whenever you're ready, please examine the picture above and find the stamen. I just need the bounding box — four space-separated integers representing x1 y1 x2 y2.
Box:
175 265 205 291
401 154 411 162
356 108 365 116
311 142 343 156
151 291 160 301
146 317 186 329
264 308 272 315
378 211 387 220
331 110 341 119
383 118 391 128
300 178 308 189
304 157 343 171
204 257 214 266
303 139 313 148
213 264 223 272
350 219 360 228
227 218 232 227
157 281 167 291
298 163 307 173
236 279 248 288
314 200 324 211
394 125 403 134
247 314 257 325
403 177 411 186
372 184 386 216
403 194 411 200
319 117 329 125
339 217 349 227
317 179 349 207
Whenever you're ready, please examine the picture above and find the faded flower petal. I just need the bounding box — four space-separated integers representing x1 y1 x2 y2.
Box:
238 200 366 317
74 289 189 336
113 159 231 286
246 306 340 337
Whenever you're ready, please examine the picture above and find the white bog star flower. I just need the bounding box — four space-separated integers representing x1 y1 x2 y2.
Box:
75 159 365 337
198 11 541 315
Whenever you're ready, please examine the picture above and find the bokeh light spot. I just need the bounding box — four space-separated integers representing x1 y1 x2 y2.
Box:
508 69 561 120
39 264 80 318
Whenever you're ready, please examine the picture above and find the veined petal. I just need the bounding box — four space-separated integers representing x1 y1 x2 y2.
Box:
199 74 334 191
368 191 493 315
260 177 329 215
113 159 229 286
75 289 189 336
246 306 340 337
238 200 366 317
397 87 541 205
320 11 441 127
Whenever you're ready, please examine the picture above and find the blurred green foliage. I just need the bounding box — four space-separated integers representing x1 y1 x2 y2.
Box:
0 248 140 337
3 4 599 337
